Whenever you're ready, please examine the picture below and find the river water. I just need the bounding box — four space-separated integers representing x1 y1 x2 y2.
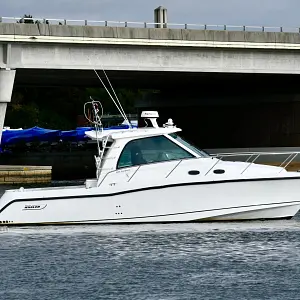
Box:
0 183 300 299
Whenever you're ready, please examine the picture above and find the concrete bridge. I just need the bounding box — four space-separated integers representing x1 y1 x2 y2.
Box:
2 22 300 73
1 21 300 143
1 22 300 86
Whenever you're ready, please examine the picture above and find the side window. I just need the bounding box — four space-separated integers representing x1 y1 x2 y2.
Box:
117 136 194 169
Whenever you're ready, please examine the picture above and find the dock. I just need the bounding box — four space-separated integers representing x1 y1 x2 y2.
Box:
0 165 52 184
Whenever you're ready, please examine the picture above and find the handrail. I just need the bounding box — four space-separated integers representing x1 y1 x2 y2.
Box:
127 166 141 182
279 154 294 168
165 160 182 178
241 155 260 175
213 151 300 174
0 16 299 33
279 153 298 173
96 150 300 187
205 158 221 176
213 151 300 157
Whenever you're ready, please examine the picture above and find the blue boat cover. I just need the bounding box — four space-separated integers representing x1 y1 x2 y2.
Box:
1 124 137 146
2 127 61 145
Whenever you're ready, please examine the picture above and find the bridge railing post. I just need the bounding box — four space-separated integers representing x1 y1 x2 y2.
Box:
2 14 300 34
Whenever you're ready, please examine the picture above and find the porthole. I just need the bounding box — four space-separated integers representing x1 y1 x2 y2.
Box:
188 170 200 175
214 169 225 174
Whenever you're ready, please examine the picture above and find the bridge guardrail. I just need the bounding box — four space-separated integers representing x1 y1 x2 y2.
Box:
0 17 299 34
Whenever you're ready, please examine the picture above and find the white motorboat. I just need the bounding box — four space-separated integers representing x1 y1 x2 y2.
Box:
1 103 300 225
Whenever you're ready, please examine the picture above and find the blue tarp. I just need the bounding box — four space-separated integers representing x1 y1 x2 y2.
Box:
60 127 93 142
1 124 137 146
2 127 61 145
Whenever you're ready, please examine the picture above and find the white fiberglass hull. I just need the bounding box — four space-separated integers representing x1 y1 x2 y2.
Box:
0 178 300 225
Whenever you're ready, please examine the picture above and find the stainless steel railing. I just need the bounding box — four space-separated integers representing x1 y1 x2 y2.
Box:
96 151 300 187
166 151 300 178
0 16 299 33
213 151 300 174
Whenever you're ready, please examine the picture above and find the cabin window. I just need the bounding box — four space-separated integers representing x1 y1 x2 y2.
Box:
168 133 210 157
117 136 194 169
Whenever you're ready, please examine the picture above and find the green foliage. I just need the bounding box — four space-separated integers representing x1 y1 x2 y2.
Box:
6 102 39 128
6 87 142 130
86 88 143 114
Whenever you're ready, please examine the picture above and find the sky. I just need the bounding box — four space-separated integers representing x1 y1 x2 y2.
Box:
0 0 300 28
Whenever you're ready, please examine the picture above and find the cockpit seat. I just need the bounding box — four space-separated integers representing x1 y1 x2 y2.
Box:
130 145 146 166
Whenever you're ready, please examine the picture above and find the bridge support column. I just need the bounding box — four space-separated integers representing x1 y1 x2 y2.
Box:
0 69 16 144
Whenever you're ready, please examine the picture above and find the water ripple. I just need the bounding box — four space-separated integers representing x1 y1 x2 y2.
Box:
0 221 300 300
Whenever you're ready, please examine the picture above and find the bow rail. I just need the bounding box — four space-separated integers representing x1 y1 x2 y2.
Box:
213 151 300 174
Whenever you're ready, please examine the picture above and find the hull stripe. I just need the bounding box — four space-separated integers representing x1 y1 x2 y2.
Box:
2 200 300 225
1 176 300 215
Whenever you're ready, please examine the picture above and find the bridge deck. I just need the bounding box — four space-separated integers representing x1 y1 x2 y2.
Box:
0 23 300 45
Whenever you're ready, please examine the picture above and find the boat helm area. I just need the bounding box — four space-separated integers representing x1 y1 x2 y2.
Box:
87 108 209 183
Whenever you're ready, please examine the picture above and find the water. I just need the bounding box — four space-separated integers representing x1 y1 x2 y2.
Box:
1 183 300 299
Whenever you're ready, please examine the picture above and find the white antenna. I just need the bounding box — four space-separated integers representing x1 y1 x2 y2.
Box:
101 68 131 128
93 69 132 128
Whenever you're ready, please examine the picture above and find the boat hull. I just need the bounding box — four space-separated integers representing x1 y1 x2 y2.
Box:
0 178 300 225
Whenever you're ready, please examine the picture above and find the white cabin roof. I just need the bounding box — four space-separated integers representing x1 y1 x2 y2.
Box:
85 127 182 141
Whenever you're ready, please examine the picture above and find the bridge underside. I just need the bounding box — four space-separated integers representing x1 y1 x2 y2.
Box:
6 69 300 149
14 69 300 91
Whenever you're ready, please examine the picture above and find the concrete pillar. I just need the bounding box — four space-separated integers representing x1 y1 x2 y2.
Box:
154 6 168 28
0 69 16 144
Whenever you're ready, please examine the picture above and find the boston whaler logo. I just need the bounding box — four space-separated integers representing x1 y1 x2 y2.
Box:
23 204 47 211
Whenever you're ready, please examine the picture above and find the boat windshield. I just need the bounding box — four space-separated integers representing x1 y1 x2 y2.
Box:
168 133 210 157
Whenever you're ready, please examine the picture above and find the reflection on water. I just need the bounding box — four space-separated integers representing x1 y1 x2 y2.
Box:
1 182 300 299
